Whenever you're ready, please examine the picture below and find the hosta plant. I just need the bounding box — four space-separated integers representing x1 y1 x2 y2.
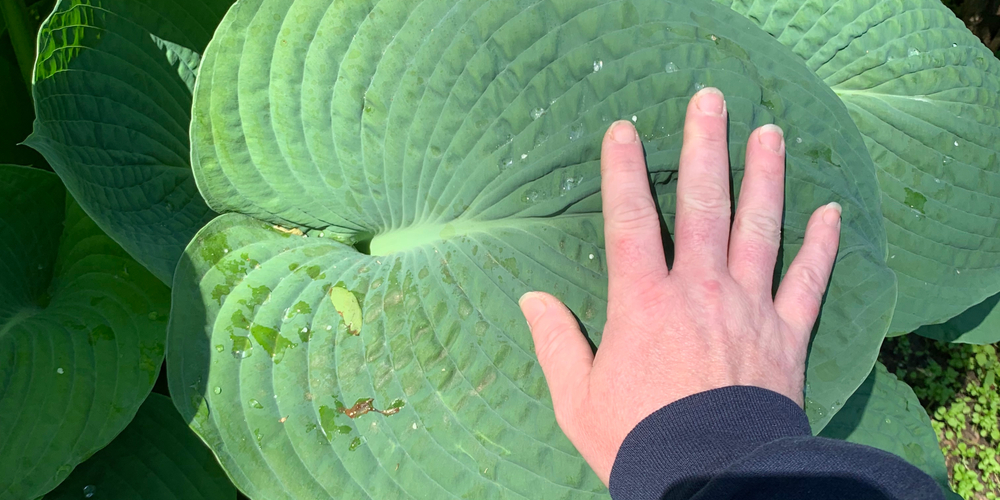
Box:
5 0 998 497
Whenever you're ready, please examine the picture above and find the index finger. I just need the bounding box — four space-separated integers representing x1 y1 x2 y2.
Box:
601 120 668 297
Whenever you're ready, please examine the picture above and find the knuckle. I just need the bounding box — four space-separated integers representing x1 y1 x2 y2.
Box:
679 182 730 217
794 261 829 298
534 331 566 367
735 209 781 243
688 278 725 313
608 195 660 232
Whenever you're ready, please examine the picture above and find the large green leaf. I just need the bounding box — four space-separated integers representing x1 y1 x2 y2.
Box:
715 0 1000 335
44 393 236 500
915 290 1000 344
0 165 170 499
168 0 896 497
819 362 959 500
24 0 235 283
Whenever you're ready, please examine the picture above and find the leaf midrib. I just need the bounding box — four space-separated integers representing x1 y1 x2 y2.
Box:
367 214 595 255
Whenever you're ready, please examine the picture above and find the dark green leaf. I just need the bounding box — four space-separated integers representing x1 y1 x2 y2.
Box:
0 165 170 499
915 291 1000 344
25 0 235 283
44 394 236 500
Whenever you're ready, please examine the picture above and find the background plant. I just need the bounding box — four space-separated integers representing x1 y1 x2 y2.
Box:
0 0 998 499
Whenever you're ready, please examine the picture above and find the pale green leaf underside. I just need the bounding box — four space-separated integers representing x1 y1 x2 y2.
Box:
172 0 896 498
25 0 233 283
44 394 236 500
717 0 1000 334
819 362 959 499
0 166 170 500
915 290 1000 344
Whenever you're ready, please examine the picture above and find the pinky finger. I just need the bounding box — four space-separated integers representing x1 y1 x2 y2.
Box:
774 202 842 337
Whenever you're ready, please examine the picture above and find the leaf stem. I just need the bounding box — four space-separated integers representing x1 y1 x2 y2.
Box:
0 0 35 94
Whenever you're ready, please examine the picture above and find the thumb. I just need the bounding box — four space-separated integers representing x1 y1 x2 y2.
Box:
519 292 594 420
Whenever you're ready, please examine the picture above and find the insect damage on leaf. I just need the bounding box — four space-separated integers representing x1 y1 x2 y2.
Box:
329 286 362 335
338 398 405 418
272 225 304 236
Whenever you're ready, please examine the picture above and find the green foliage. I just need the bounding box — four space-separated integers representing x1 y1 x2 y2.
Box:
0 166 171 500
25 0 233 283
44 394 237 500
716 0 1000 336
917 292 1000 345
0 0 997 498
883 336 1000 498
819 362 957 498
166 0 910 496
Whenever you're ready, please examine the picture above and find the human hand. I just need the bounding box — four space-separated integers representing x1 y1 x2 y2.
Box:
518 87 842 485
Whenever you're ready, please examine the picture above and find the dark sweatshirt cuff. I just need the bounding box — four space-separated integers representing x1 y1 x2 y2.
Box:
608 386 811 500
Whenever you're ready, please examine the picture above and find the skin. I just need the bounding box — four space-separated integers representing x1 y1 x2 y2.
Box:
518 87 842 486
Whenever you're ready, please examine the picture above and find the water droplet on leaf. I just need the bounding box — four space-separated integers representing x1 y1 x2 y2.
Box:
56 368 64 375
694 83 705 91
214 386 222 395
664 62 678 73
529 108 546 120
561 176 581 193
83 485 95 498
249 398 263 409
631 115 637 122
907 47 920 57
215 344 224 352
568 123 585 141
592 59 603 72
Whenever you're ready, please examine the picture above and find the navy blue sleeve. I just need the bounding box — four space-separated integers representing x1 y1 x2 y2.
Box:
608 386 944 500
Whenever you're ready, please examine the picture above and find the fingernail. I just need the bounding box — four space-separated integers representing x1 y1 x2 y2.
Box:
609 121 638 144
695 87 726 116
519 292 548 326
758 124 784 154
823 202 842 226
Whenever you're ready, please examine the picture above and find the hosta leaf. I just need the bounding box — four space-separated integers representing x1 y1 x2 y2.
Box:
24 0 235 283
44 394 236 500
0 165 170 499
170 0 895 497
915 290 1000 344
819 362 959 500
716 0 1000 334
